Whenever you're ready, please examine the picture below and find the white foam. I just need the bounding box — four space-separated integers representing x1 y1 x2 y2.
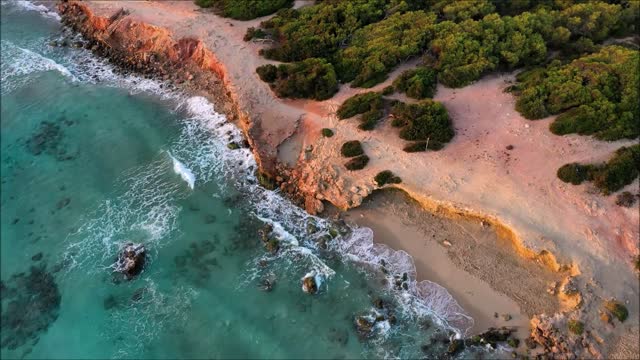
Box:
255 215 299 246
168 152 195 190
1 40 76 94
4 0 61 20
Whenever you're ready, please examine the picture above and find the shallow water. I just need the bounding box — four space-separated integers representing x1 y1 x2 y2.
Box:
0 2 500 359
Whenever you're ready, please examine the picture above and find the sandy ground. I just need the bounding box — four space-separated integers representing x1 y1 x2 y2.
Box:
75 1 639 356
340 189 564 337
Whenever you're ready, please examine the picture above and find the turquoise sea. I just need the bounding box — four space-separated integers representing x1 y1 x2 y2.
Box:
0 2 495 359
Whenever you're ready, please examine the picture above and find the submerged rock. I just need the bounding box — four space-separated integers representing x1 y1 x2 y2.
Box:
258 278 274 292
448 339 465 356
0 265 61 352
354 316 374 337
113 243 146 280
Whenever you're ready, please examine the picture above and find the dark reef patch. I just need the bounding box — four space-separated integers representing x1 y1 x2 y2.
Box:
0 264 61 352
25 121 75 161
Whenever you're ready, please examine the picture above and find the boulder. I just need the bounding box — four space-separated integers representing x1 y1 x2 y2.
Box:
114 243 146 280
355 316 374 337
302 272 320 294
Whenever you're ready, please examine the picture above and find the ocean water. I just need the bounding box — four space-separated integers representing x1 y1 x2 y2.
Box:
0 2 489 359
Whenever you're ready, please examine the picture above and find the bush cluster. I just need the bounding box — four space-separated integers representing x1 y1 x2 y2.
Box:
615 191 636 207
341 141 364 157
337 92 385 130
514 46 639 141
567 320 584 335
321 128 334 137
604 300 629 322
391 100 454 150
374 170 402 186
557 145 640 195
345 155 370 171
195 0 293 20
393 67 438 99
403 142 427 152
256 58 338 101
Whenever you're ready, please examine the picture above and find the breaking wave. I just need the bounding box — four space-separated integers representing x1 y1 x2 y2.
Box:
1 40 76 94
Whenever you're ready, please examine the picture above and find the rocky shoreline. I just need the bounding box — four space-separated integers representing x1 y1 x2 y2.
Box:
54 2 638 359
56 0 277 176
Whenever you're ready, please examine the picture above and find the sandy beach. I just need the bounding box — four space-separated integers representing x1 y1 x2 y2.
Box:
340 189 560 336
55 1 640 358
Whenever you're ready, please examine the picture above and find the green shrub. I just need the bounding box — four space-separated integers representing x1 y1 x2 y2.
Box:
567 320 584 335
382 85 395 95
391 100 454 149
341 141 364 157
244 27 269 41
337 92 383 120
557 145 640 194
345 155 369 171
591 146 640 195
256 64 277 83
616 191 638 207
604 300 629 322
374 170 402 186
321 128 334 137
403 142 427 152
393 67 438 99
557 163 592 185
507 338 520 348
194 0 293 20
257 171 276 190
256 58 338 100
359 109 384 131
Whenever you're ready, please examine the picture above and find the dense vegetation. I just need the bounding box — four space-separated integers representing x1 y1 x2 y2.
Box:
256 59 338 100
336 11 436 87
375 170 402 186
194 0 293 20
253 0 638 94
514 46 639 140
557 145 640 194
392 67 438 99
391 100 454 150
260 0 388 62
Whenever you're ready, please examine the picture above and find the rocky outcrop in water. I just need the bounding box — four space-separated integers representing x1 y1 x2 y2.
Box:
301 272 319 294
114 243 146 280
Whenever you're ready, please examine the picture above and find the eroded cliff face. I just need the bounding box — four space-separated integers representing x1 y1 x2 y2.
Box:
57 1 273 174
